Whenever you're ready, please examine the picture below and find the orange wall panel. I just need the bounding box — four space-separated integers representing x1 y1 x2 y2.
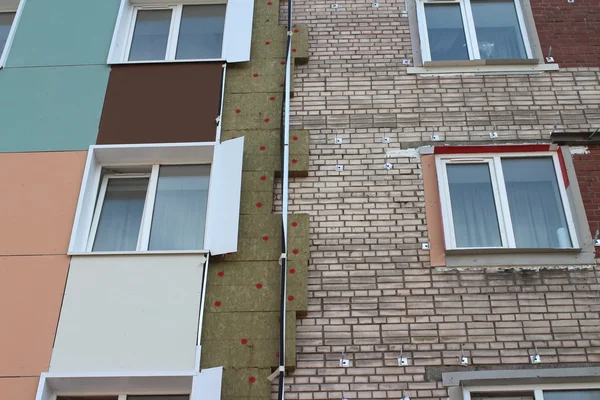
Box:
0 151 86 256
0 256 69 376
0 377 39 400
422 154 446 267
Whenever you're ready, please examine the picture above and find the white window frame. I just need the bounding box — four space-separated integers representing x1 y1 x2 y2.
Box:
0 0 26 67
436 151 579 250
124 4 221 62
68 140 244 256
416 0 534 62
108 0 255 64
86 164 210 252
35 368 223 400
463 382 600 400
54 393 189 400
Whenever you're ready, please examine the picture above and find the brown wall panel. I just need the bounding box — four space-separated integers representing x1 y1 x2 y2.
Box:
97 62 222 145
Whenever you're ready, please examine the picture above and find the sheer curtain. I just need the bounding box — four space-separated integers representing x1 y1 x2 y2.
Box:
92 178 149 252
148 165 211 251
447 164 502 248
502 158 571 248
471 0 528 59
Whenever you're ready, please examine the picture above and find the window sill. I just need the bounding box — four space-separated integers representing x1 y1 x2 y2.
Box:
423 58 540 67
108 58 225 66
68 250 209 256
407 62 559 76
442 245 595 269
446 247 581 255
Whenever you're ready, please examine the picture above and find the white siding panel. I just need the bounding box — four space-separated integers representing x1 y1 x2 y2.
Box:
191 367 223 400
50 254 205 373
205 137 244 255
222 0 255 62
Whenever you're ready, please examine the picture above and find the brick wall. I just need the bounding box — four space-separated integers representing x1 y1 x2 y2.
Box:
573 144 600 257
280 0 600 399
531 0 600 67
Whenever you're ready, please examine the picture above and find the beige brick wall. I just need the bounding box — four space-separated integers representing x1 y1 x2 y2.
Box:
278 0 600 399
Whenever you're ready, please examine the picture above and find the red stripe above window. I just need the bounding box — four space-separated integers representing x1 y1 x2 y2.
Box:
434 144 551 155
557 147 570 188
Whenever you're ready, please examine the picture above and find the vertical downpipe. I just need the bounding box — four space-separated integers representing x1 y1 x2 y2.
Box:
278 0 293 399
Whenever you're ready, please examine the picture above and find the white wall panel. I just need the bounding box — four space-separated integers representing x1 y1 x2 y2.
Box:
205 137 244 255
50 254 205 373
222 0 254 62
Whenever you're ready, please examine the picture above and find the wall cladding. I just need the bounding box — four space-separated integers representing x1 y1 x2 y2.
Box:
0 67 111 153
531 0 600 67
283 0 600 399
51 255 205 373
6 0 120 67
0 151 86 255
288 1 599 141
0 256 69 377
200 1 310 399
97 63 223 145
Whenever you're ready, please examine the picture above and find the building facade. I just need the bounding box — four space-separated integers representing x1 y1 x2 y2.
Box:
0 0 309 399
283 0 600 399
0 0 599 400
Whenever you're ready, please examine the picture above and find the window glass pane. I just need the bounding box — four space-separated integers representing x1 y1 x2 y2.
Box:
424 4 469 61
447 163 502 248
93 178 149 252
129 9 172 61
149 165 211 251
0 12 16 58
471 0 527 59
176 5 226 60
502 157 571 248
472 394 534 400
544 390 600 400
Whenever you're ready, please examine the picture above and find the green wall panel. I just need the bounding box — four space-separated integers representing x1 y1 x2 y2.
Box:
0 66 110 152
7 0 120 67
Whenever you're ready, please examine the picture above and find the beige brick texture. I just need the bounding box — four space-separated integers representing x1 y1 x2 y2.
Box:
273 0 600 399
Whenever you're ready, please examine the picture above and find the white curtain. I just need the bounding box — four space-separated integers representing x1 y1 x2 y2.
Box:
449 181 502 248
475 27 526 59
505 182 570 248
148 165 210 251
471 0 528 59
502 157 570 248
92 178 149 251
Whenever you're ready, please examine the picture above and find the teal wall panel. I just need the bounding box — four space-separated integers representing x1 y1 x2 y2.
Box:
6 0 120 67
0 66 110 152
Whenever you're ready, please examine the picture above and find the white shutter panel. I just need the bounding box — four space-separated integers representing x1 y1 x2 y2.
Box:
192 366 223 400
205 137 244 255
222 0 255 63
